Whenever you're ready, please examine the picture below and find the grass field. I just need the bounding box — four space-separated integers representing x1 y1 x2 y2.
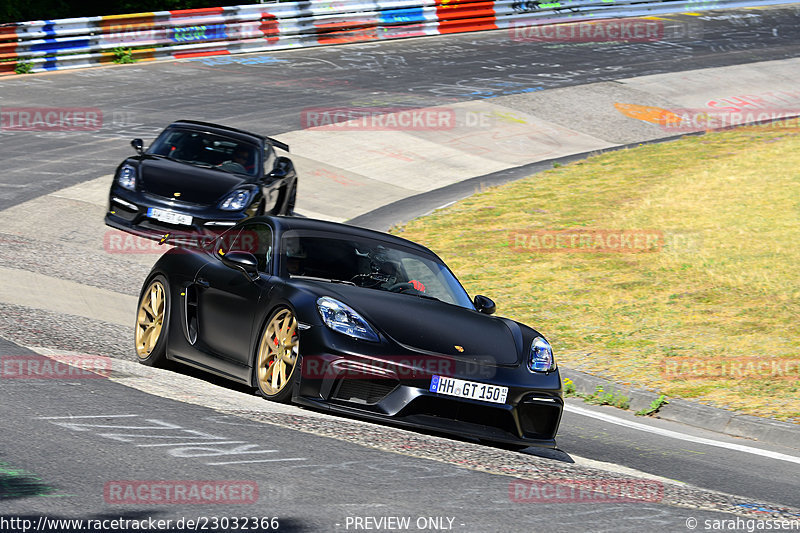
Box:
393 124 800 422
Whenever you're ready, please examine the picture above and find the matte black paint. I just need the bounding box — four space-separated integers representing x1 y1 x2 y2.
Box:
105 120 297 240
139 216 563 448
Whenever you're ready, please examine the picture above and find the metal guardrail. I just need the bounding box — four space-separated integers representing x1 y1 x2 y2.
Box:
0 0 794 75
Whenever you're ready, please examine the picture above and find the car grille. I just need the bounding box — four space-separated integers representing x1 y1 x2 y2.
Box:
518 395 563 440
332 378 399 405
400 396 520 437
138 219 194 232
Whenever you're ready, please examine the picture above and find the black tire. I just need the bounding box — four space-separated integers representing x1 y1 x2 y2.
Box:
253 307 300 403
134 274 170 367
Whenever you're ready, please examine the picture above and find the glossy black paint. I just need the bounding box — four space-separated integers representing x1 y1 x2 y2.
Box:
140 216 563 448
105 120 298 241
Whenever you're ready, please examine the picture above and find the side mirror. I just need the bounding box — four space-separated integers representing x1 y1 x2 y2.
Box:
267 156 294 180
131 138 144 155
474 295 496 315
220 251 259 279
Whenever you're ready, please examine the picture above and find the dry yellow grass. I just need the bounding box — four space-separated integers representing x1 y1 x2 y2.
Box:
394 125 800 422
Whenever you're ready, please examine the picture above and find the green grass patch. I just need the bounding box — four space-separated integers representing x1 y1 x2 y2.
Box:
14 60 33 74
636 395 669 417
394 126 800 422
112 47 136 64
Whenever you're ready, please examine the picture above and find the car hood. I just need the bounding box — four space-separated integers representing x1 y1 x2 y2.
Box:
308 282 521 365
137 157 249 205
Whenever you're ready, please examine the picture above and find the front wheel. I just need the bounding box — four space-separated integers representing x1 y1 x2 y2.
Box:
135 275 169 366
254 308 299 403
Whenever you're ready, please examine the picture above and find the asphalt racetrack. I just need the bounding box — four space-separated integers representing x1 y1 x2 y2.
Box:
1 5 800 532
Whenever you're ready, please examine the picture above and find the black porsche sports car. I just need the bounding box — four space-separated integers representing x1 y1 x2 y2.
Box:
135 216 563 448
105 120 297 240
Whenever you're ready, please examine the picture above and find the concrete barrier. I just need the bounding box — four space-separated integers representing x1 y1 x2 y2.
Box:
1 0 795 75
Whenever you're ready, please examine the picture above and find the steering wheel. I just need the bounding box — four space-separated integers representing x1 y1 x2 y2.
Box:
387 282 415 293
218 161 247 173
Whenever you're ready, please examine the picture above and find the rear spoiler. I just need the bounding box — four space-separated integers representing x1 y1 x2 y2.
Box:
266 137 289 152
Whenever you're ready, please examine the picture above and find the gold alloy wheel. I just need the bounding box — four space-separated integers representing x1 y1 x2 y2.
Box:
256 309 299 396
135 279 166 359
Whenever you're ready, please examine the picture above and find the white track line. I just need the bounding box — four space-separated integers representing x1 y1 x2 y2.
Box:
206 458 307 466
564 404 800 465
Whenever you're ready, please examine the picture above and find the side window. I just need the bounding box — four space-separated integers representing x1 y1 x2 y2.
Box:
263 145 276 176
222 223 273 273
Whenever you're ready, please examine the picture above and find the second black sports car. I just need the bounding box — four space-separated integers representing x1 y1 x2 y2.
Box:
135 216 563 448
105 120 297 240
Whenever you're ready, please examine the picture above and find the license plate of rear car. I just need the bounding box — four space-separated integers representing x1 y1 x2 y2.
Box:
147 208 192 226
429 375 508 404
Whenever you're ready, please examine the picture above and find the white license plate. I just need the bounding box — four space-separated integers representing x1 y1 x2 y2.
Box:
147 208 192 226
429 375 508 404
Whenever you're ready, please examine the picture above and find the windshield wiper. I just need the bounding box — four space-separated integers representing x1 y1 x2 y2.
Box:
167 158 214 168
394 290 439 302
289 275 356 286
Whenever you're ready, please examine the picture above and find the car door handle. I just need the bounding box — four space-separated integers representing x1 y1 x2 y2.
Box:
196 278 210 288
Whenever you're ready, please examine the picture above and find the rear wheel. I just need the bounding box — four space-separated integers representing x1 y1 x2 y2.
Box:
254 308 299 403
135 275 169 366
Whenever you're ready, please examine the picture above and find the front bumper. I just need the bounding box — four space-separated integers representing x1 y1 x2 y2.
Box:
105 186 254 241
293 324 563 448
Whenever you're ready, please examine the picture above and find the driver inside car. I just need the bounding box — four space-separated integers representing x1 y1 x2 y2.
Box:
171 134 206 162
218 145 251 174
372 260 425 293
285 238 307 276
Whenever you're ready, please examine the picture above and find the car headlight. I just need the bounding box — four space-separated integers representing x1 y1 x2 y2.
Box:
219 189 252 211
118 164 137 191
528 336 555 373
317 297 379 342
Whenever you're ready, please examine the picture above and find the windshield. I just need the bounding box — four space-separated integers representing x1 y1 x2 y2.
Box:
280 232 475 309
148 127 261 177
